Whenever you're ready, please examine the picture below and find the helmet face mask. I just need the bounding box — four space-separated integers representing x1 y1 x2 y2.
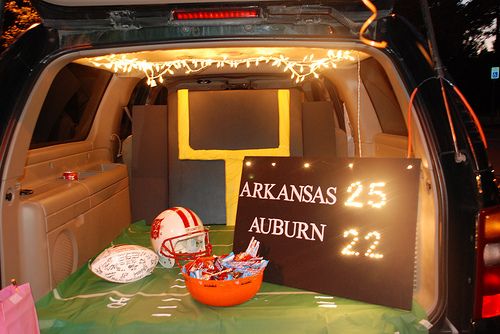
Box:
159 230 211 265
150 207 212 268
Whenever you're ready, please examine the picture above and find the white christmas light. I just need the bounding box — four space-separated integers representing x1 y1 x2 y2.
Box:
345 181 364 208
364 231 383 259
367 182 386 208
341 229 360 256
85 49 356 87
342 229 384 259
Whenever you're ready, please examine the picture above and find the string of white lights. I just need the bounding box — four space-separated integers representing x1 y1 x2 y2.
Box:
87 50 355 87
356 52 362 157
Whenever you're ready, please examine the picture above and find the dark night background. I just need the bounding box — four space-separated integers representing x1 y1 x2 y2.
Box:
394 0 500 174
0 0 499 172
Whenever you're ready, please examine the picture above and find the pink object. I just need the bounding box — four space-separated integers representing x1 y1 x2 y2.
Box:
0 282 40 334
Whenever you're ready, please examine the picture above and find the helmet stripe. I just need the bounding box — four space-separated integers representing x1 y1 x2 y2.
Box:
172 207 190 228
185 208 200 226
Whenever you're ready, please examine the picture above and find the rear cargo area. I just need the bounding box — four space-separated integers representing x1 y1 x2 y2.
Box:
1 42 440 331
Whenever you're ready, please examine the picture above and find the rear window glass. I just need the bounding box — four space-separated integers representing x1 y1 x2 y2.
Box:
30 63 112 149
188 90 279 150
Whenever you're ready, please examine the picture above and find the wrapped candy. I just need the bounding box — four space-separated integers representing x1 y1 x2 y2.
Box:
183 238 268 281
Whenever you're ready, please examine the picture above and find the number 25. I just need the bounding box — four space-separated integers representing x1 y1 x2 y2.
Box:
345 182 386 208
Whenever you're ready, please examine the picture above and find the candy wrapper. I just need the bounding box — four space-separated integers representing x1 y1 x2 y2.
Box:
183 237 268 281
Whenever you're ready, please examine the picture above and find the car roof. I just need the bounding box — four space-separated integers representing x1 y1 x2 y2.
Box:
30 0 395 30
34 0 394 8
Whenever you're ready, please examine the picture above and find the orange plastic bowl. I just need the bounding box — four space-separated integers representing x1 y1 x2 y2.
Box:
182 257 264 307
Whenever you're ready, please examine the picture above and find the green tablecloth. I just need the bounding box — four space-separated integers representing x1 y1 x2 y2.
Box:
36 221 429 334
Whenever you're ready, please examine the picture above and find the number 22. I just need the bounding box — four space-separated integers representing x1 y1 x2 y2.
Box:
341 229 383 259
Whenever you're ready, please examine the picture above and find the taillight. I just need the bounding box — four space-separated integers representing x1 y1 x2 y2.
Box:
173 9 259 20
475 205 500 319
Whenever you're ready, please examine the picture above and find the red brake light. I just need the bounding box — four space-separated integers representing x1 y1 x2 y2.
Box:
173 9 259 20
475 205 500 319
482 294 500 319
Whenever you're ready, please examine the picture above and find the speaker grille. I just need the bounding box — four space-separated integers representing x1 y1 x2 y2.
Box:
51 230 75 284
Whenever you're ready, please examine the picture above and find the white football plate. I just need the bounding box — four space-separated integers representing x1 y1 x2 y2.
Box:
90 244 159 283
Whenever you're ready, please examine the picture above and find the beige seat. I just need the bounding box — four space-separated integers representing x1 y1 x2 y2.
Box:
18 144 130 299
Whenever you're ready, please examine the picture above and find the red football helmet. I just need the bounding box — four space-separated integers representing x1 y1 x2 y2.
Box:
150 207 212 268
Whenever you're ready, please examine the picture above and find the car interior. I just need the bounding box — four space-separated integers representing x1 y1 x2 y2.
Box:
0 42 439 317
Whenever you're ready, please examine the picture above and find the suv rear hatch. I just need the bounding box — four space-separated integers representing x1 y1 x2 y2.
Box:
31 0 394 30
1 0 499 333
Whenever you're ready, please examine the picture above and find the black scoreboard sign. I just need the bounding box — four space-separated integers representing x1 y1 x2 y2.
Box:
233 157 421 310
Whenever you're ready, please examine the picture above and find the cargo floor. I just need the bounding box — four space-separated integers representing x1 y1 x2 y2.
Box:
36 221 429 334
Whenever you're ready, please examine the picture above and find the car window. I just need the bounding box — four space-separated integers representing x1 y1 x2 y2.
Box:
323 78 346 131
188 89 280 150
30 63 112 149
360 58 407 136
